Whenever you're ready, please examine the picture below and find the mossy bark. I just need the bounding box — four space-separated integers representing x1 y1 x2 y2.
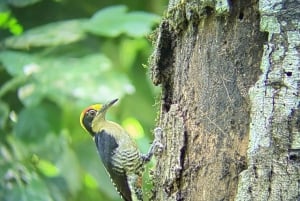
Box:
150 0 300 200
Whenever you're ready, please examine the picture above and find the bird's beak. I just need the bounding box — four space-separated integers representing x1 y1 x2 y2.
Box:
107 98 118 107
99 98 118 113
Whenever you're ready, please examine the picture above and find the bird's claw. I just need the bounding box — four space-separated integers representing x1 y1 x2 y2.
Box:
141 127 164 162
152 127 164 156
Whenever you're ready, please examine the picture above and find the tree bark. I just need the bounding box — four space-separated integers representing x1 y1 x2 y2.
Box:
150 0 300 200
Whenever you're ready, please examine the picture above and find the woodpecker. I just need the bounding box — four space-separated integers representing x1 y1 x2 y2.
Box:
80 99 162 201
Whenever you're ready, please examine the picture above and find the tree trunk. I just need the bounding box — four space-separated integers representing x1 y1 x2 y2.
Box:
150 0 300 200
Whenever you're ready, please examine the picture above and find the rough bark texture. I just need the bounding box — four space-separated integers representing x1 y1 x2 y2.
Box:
150 0 299 200
235 0 300 200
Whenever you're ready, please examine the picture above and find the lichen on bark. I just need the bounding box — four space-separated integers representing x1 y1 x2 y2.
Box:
235 0 300 200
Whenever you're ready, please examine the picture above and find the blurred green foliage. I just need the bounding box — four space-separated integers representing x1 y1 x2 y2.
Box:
0 0 166 200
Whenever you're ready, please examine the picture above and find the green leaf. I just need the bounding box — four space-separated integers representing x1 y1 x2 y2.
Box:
36 159 60 177
14 102 61 142
6 0 42 7
123 11 160 37
0 50 134 107
85 5 128 37
2 174 52 201
4 19 87 49
0 11 23 35
0 12 10 26
0 50 36 76
17 54 134 107
85 5 160 37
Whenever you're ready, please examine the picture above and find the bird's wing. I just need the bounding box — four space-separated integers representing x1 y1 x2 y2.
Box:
94 130 132 201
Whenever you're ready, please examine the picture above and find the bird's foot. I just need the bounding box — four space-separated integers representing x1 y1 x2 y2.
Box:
141 127 164 163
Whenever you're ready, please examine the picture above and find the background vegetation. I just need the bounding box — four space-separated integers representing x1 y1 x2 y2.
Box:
0 0 166 200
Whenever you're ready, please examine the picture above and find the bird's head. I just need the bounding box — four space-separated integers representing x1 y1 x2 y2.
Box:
80 98 118 136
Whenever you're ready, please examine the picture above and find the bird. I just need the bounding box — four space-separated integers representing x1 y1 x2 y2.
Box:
80 98 156 201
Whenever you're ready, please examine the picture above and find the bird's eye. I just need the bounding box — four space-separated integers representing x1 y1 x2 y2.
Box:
88 109 97 117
